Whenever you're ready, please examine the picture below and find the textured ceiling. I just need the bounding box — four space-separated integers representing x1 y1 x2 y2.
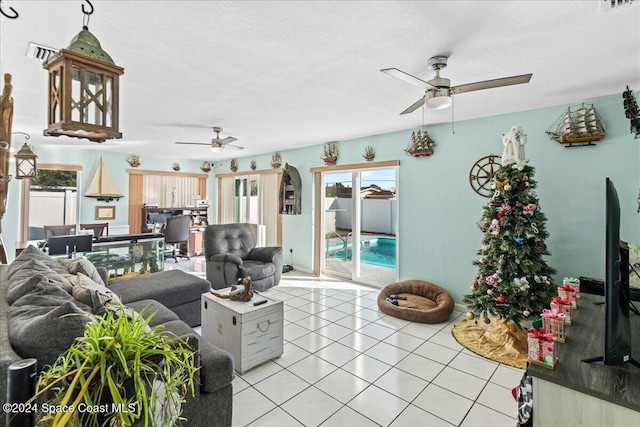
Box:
0 1 638 161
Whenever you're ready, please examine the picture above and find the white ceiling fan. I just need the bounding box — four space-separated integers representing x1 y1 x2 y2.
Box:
175 127 244 152
381 56 533 114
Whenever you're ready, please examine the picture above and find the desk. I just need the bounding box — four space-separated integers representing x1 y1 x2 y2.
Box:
527 293 640 426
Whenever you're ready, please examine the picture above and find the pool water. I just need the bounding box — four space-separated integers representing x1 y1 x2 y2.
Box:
328 237 396 268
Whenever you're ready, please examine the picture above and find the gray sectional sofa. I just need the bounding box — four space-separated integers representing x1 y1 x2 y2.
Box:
1 245 234 427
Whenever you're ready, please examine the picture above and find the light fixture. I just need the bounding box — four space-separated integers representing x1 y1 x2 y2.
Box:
43 1 124 143
211 144 225 153
426 88 452 110
14 133 37 179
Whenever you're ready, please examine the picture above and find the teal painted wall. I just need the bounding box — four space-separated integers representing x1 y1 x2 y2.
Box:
3 93 638 305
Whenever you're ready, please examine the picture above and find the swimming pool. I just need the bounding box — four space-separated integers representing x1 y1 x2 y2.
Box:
327 237 396 269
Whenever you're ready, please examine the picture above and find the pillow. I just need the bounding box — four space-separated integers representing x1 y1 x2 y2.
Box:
59 258 105 287
68 273 122 314
8 280 93 367
7 245 68 280
6 260 74 305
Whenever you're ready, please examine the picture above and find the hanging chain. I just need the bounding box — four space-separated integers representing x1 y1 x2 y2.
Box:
82 0 94 28
0 0 19 19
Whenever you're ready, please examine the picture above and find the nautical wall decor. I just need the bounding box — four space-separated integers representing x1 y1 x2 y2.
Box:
623 86 639 139
546 103 605 147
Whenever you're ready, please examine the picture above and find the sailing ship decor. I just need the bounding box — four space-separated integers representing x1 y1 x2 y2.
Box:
85 156 123 202
271 152 282 168
546 103 605 147
405 130 435 157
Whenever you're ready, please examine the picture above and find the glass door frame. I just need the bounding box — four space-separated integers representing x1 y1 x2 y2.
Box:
311 160 399 284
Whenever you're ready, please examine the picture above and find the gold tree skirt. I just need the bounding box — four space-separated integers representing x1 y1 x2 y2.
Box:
452 318 529 369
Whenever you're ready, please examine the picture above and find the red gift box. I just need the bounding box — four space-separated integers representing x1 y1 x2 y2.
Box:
550 297 572 325
527 327 557 369
563 277 580 299
557 284 578 309
542 308 566 343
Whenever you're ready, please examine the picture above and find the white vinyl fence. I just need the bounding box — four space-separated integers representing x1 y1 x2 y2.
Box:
29 190 77 227
330 198 396 235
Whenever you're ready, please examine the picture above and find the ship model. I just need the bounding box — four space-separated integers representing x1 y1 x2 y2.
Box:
546 103 605 147
405 130 435 157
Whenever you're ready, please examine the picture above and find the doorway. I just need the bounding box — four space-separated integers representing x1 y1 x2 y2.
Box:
319 165 398 286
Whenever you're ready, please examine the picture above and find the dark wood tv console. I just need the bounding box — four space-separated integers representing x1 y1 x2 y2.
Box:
527 293 640 426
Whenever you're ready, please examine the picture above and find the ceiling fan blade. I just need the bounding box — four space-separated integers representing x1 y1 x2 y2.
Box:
220 136 237 145
381 68 432 88
227 144 244 150
175 142 210 146
400 96 426 115
451 73 532 95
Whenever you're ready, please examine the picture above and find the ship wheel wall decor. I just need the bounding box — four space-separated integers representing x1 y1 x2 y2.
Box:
469 155 501 197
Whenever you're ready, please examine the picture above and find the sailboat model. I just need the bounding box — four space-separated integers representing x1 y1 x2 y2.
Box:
85 156 124 202
546 103 605 147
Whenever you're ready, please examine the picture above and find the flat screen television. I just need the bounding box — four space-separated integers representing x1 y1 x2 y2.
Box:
48 234 93 256
583 178 639 368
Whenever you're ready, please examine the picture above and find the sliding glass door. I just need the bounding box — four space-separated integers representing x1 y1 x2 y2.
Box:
321 167 397 286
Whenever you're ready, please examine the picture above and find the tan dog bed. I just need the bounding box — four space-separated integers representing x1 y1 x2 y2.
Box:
377 280 454 324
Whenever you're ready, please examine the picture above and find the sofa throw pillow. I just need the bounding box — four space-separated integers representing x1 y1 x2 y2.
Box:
7 245 68 280
68 273 123 314
8 279 93 367
6 259 74 305
59 258 105 287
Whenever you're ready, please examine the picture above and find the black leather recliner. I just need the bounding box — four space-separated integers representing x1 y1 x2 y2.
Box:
203 223 283 291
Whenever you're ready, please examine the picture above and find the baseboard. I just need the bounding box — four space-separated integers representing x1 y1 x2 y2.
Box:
454 302 467 314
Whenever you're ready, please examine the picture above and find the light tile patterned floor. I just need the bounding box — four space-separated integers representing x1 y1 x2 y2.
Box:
167 258 523 427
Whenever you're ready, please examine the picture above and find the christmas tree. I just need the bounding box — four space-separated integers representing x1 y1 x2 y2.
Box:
464 127 556 325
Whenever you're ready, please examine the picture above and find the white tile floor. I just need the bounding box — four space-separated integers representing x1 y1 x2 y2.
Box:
167 258 523 427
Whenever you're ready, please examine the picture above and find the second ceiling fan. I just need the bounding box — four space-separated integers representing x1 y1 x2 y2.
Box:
381 56 532 115
175 127 244 152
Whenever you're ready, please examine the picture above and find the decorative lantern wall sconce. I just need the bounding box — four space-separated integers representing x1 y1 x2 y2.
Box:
15 136 38 180
43 1 124 143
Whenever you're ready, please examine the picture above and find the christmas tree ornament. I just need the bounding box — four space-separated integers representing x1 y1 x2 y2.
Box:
489 219 501 235
501 202 512 210
466 312 475 320
500 257 506 265
487 289 493 295
515 257 520 264
484 318 491 324
530 223 539 234
497 211 505 219
530 295 538 301
498 295 506 303
504 184 512 191
523 203 537 215
480 258 487 265
514 236 524 245
523 310 531 317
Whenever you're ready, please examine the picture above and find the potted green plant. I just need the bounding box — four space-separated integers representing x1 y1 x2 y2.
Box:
31 306 198 427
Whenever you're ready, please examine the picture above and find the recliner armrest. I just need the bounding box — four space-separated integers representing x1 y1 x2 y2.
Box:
209 253 243 265
247 246 283 263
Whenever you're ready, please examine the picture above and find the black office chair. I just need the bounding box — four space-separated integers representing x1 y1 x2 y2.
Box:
164 215 191 262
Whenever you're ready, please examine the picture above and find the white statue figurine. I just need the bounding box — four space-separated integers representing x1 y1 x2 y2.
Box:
501 125 527 167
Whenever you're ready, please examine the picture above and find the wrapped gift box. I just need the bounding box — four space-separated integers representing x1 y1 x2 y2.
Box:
527 327 557 369
557 284 578 309
563 277 580 299
542 308 566 343
550 297 572 325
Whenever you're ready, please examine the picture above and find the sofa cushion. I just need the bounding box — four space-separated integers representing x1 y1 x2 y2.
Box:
6 260 73 305
239 260 276 281
7 245 68 280
8 278 93 367
125 299 181 326
59 258 106 287
67 273 123 314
